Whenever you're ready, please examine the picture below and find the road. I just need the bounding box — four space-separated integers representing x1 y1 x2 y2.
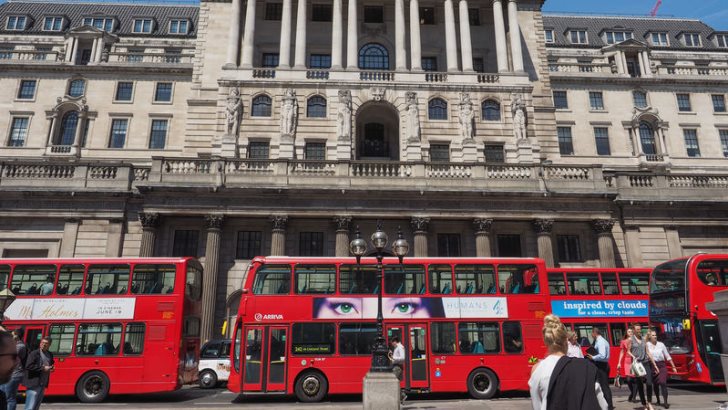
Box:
39 383 727 409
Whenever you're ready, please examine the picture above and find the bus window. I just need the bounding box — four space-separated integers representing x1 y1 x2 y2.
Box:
458 322 500 354
696 259 728 286
0 265 9 291
503 322 523 353
430 322 456 354
498 265 539 294
291 323 335 355
56 265 84 295
610 323 627 347
384 265 425 295
567 273 601 295
10 265 56 295
77 323 122 356
601 272 619 295
48 324 75 356
132 264 176 294
573 323 608 347
548 272 566 295
339 323 378 355
295 265 335 294
339 264 378 294
233 320 242 373
252 264 291 295
620 273 649 295
124 323 145 355
454 265 495 294
86 265 130 295
186 265 202 301
428 264 453 294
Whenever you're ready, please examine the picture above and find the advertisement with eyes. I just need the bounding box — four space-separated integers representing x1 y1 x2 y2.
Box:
312 297 508 319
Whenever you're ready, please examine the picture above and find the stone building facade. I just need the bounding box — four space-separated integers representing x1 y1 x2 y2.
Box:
1 0 727 340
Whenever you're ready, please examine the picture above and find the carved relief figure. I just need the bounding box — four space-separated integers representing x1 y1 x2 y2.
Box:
226 88 243 136
337 90 352 141
406 92 420 142
511 94 527 140
280 88 298 137
458 92 475 141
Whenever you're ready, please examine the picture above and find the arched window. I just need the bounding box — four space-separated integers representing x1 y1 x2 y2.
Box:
57 111 79 146
358 43 389 70
251 95 272 117
307 96 327 118
67 79 86 97
428 98 448 120
639 121 657 155
633 91 648 108
482 99 501 121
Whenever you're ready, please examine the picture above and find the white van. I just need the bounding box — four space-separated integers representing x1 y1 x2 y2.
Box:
198 339 231 388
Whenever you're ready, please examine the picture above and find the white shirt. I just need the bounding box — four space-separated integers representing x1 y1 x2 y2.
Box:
529 354 608 410
392 343 405 364
567 342 584 358
648 341 672 362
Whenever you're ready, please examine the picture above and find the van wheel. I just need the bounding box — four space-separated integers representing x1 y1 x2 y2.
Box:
467 368 498 399
294 371 328 403
76 371 110 403
199 370 218 389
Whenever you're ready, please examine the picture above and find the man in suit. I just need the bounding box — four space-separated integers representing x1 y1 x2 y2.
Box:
23 337 54 410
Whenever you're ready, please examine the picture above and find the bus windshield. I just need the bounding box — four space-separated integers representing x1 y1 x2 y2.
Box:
652 317 693 354
650 260 686 294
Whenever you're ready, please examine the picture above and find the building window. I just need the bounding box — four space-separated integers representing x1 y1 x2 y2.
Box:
484 144 504 163
545 29 554 43
312 4 333 22
557 235 582 263
633 91 648 108
497 234 522 257
108 119 128 148
6 16 27 31
364 6 384 23
712 95 727 113
248 141 270 159
419 7 435 24
676 93 692 112
83 17 114 31
639 122 657 155
251 95 272 117
437 234 461 257
149 119 168 149
430 144 450 162
719 130 728 158
553 90 568 109
305 142 326 160
236 231 262 259
56 111 79 146
307 96 327 118
169 19 189 34
557 127 574 155
43 17 64 31
569 30 588 44
265 3 283 20
8 117 29 147
482 99 501 121
651 32 669 46
468 8 480 26
299 232 324 256
164 48 182 64
421 57 438 72
67 79 86 98
428 98 448 120
594 127 611 156
154 82 173 102
683 129 700 157
262 53 279 67
309 54 331 69
589 91 605 110
683 33 701 47
17 80 36 100
717 34 728 48
172 230 199 257
133 19 154 34
0 46 14 60
473 57 484 73
359 43 389 70
115 82 134 101
605 31 633 44
127 48 144 63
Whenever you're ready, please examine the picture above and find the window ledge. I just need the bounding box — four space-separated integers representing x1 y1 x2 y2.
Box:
713 112 728 116
589 109 608 113
555 108 571 112
678 111 697 115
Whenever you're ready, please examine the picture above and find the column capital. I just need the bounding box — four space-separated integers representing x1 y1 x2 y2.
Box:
532 219 554 234
270 215 289 231
333 216 352 232
138 212 160 229
591 219 616 235
473 218 493 234
411 217 430 234
205 214 225 231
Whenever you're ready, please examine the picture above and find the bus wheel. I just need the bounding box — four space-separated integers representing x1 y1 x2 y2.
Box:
76 371 110 403
294 371 328 403
199 370 218 389
467 368 498 400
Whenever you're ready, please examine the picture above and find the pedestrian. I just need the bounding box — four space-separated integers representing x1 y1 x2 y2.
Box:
617 327 636 403
23 337 54 410
566 330 584 358
388 337 406 403
0 331 19 410
586 327 613 410
648 330 677 409
628 324 658 410
528 314 607 410
0 327 26 410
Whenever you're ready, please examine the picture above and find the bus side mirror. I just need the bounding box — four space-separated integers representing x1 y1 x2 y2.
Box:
242 288 249 294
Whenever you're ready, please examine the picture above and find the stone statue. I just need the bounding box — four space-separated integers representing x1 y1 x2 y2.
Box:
225 88 243 136
337 90 352 141
280 88 298 137
511 94 527 140
458 92 475 141
406 92 420 143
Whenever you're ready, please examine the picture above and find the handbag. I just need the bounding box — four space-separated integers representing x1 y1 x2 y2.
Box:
631 361 647 377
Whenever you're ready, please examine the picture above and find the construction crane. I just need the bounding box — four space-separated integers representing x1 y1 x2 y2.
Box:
650 0 663 17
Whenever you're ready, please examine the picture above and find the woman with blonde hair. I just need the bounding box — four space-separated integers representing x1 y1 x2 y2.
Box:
566 329 584 358
529 315 607 410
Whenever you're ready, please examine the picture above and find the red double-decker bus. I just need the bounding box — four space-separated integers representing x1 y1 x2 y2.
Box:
547 268 651 377
650 254 726 385
0 257 203 402
228 256 550 402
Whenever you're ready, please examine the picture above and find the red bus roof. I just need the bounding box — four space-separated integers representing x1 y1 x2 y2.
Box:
251 256 546 264
0 257 198 264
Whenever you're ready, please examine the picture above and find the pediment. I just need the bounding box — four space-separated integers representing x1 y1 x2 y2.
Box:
603 38 649 52
66 26 117 41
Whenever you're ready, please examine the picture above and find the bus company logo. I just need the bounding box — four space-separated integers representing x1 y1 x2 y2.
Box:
254 313 283 321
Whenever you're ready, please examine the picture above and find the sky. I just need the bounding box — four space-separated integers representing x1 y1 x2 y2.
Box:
543 0 728 30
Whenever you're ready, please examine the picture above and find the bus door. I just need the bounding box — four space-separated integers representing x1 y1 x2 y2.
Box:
265 326 287 391
25 326 44 351
386 324 430 391
241 325 287 393
698 320 724 383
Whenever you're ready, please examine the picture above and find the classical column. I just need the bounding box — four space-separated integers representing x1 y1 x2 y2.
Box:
241 0 257 68
331 0 343 69
60 218 80 257
623 225 644 267
394 0 407 70
473 218 493 257
226 0 243 66
411 217 430 257
507 0 524 72
532 219 554 267
270 215 288 256
346 0 358 69
90 38 98 64
334 216 352 257
642 51 652 77
443 0 458 72
638 52 648 77
278 0 293 68
409 0 422 71
458 0 474 72
201 214 224 343
105 219 125 257
69 37 79 64
492 0 508 72
138 212 160 257
294 0 308 68
591 219 616 268
665 225 683 259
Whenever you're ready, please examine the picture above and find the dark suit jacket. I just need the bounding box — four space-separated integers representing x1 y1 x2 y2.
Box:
546 356 603 410
23 349 54 388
